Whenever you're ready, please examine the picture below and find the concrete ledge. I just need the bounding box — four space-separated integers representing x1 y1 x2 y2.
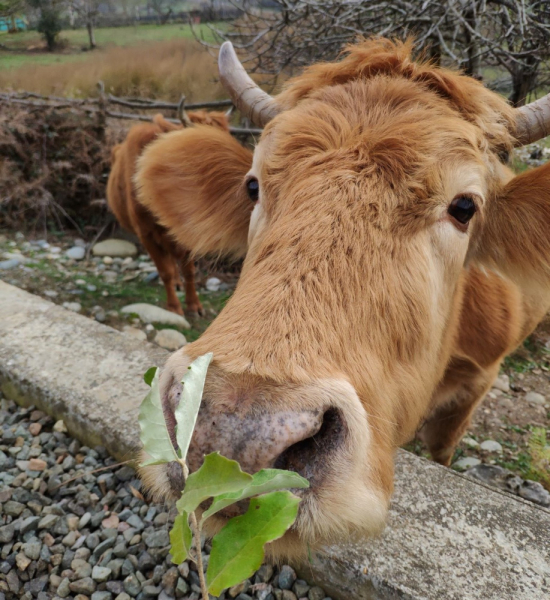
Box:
1 281 549 599
0 281 168 460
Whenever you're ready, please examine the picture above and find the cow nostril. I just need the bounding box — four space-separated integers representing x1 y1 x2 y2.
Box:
273 408 346 488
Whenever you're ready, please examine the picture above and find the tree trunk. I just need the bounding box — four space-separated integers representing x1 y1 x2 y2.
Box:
87 21 96 49
509 57 539 107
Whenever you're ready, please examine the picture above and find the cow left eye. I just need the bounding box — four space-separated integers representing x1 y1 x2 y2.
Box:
448 195 476 227
246 177 259 202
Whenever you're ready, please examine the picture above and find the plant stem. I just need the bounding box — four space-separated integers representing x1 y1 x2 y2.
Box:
180 460 209 600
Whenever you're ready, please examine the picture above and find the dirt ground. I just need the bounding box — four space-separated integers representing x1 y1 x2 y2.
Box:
1 230 549 491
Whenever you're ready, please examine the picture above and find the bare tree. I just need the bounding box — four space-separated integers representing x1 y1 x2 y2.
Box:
69 0 108 49
208 1 550 105
148 0 174 25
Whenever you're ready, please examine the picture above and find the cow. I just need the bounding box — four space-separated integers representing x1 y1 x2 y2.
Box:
107 112 252 316
140 38 550 559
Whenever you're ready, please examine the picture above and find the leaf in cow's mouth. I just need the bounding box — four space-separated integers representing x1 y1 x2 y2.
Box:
138 353 310 599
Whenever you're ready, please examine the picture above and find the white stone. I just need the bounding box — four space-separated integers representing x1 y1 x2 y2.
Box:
66 246 85 261
525 391 546 406
490 388 503 398
76 279 86 286
492 375 510 393
103 256 113 265
453 457 481 470
50 246 61 254
62 302 81 313
121 303 190 328
44 290 58 298
92 239 137 258
206 277 222 292
122 326 147 342
155 329 187 351
480 440 503 453
73 238 86 248
103 270 118 283
53 420 67 433
462 437 479 449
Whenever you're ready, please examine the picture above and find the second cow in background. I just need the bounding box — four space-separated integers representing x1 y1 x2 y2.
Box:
107 112 253 315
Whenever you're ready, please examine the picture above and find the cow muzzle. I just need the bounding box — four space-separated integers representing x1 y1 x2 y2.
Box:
159 374 347 500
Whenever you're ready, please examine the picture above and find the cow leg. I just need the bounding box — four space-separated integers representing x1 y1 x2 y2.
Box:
419 360 501 466
173 257 184 292
140 236 183 315
179 254 204 317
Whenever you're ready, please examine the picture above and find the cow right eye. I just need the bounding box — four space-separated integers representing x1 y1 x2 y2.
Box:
246 177 259 202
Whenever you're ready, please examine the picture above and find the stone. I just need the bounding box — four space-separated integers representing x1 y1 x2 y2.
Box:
461 437 479 448
123 574 141 596
72 559 93 579
66 247 86 260
120 304 190 328
206 277 222 292
122 326 147 342
143 529 170 548
15 552 31 571
480 440 503 453
525 391 546 406
28 457 47 471
308 587 325 600
92 240 138 258
62 302 82 313
92 565 112 582
256 564 274 583
4 500 25 516
293 581 309 597
492 375 510 392
57 578 71 598
28 422 42 436
0 524 15 544
20 515 40 534
465 464 508 488
281 592 297 600
518 480 550 507
69 577 97 595
92 592 113 600
154 329 187 351
23 540 42 560
114 594 131 600
0 259 20 270
53 420 68 433
278 566 296 590
452 457 481 470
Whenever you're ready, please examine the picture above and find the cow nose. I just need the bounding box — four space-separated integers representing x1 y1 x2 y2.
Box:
187 400 327 478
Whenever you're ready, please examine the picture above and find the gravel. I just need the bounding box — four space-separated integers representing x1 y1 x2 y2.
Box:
0 395 333 600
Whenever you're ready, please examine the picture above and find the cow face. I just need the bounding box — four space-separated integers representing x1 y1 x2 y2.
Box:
141 40 550 558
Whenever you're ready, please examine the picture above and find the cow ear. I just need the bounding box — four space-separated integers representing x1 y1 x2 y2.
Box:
134 127 253 259
475 161 550 295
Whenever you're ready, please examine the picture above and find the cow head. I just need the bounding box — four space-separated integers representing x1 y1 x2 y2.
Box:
141 39 550 558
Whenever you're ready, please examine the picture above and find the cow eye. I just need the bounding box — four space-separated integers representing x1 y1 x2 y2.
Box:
246 177 259 202
448 195 476 227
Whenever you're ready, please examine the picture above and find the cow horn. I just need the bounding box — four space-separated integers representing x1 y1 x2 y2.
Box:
218 41 279 127
178 95 195 128
515 92 550 145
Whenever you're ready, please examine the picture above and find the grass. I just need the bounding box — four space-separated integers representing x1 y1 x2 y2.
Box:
0 37 223 101
0 23 218 68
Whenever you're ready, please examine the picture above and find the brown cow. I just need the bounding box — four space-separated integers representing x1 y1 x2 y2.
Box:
141 39 550 558
107 112 252 315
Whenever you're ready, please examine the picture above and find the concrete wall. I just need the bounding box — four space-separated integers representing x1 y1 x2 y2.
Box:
1 281 549 599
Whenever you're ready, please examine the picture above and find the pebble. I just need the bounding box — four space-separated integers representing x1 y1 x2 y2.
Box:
452 457 481 470
120 303 190 328
525 391 546 405
0 258 20 269
53 419 68 433
480 440 503 453
62 301 82 312
461 437 479 448
92 239 138 258
278 565 297 590
492 374 510 392
122 326 147 342
206 277 222 292
93 565 113 582
154 328 187 351
66 246 86 260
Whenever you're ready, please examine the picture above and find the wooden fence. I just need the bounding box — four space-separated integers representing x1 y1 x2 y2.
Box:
0 89 263 137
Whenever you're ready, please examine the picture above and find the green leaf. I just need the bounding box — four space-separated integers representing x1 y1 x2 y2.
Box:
201 469 309 523
177 452 253 514
206 491 301 595
143 367 157 387
169 511 193 564
138 367 179 467
174 353 213 463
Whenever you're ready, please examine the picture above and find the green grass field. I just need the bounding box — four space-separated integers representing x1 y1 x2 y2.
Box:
0 23 218 70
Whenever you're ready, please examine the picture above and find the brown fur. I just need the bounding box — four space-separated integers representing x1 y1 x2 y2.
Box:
143 39 550 556
107 113 252 315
